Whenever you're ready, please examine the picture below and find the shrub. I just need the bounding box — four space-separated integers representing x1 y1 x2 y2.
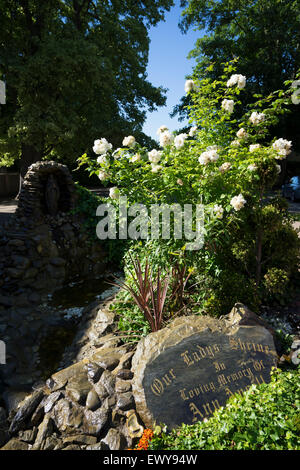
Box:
78 60 300 315
149 367 300 450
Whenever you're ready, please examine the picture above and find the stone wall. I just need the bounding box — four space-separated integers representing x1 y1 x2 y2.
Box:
0 161 107 392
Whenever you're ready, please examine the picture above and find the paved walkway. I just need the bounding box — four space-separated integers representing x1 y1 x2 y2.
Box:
0 198 18 225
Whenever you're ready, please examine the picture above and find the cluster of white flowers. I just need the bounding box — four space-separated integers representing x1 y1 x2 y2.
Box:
174 133 188 149
230 194 246 211
185 79 195 93
131 153 141 163
157 125 169 135
93 138 112 155
98 169 110 181
97 155 109 165
221 99 235 113
272 138 292 159
236 128 248 139
148 149 162 163
247 164 257 171
189 126 197 137
249 111 265 125
199 146 219 165
213 204 224 219
109 187 120 199
249 144 261 152
219 162 231 173
159 130 174 147
122 135 136 148
151 164 162 173
226 74 246 89
230 139 241 147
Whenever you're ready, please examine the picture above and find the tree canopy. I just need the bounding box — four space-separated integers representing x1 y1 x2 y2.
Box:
174 0 300 150
0 0 174 175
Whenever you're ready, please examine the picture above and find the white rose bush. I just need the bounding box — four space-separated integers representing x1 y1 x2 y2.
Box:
77 60 300 317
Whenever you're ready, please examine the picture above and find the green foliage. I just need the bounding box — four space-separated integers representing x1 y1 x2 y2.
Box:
80 61 300 318
177 0 300 150
71 183 129 265
0 0 174 167
149 367 300 450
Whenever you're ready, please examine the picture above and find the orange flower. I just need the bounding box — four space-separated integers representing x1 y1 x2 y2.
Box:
131 429 154 451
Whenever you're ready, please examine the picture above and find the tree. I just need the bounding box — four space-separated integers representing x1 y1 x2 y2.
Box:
0 0 174 185
173 0 300 150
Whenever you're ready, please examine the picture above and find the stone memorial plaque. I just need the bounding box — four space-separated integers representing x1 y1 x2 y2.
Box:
132 305 278 430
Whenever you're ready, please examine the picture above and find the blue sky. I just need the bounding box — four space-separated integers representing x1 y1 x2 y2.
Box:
142 1 202 141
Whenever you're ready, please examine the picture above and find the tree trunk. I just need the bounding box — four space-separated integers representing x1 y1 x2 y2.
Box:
16 143 43 198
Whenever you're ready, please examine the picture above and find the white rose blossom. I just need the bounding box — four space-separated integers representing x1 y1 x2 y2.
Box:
122 135 136 147
199 147 219 165
249 144 261 152
159 130 174 147
131 153 141 163
213 204 224 219
151 163 162 173
272 138 292 159
184 79 195 93
276 164 281 174
230 194 246 211
247 164 257 171
97 155 109 165
249 111 265 125
148 149 162 163
157 125 169 135
93 138 112 155
109 187 120 199
174 133 188 149
98 170 109 181
219 162 231 173
226 74 246 89
222 99 235 113
189 126 198 137
236 128 248 139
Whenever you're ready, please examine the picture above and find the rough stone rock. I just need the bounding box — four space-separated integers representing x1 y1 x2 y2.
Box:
1 438 29 450
116 369 134 381
48 359 89 392
32 415 53 450
115 379 132 393
97 370 116 396
62 434 97 446
43 391 62 413
65 368 92 405
51 399 85 434
86 442 106 450
41 434 61 450
126 411 144 439
0 438 29 450
62 444 81 450
86 390 101 411
83 406 110 436
101 428 126 450
9 390 44 434
131 304 278 429
85 362 104 384
18 427 38 443
93 381 109 401
116 392 135 411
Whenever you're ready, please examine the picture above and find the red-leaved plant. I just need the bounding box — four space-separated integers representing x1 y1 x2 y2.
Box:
111 256 170 332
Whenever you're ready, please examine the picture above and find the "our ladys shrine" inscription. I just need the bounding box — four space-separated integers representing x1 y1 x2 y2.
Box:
132 310 278 430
